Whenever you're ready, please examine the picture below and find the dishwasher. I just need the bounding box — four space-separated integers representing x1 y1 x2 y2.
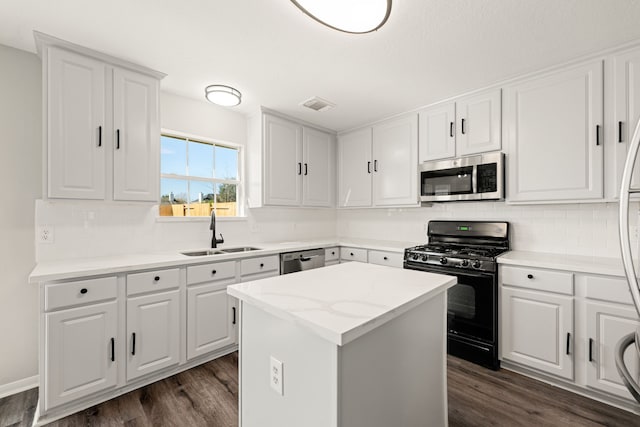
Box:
280 248 325 275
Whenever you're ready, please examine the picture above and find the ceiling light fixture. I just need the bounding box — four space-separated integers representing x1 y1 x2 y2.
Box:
290 0 392 34
205 85 242 107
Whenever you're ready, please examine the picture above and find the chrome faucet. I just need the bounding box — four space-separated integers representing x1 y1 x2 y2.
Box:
210 209 224 248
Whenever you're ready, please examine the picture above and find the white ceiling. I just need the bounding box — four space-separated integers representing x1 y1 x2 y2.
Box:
2 0 640 132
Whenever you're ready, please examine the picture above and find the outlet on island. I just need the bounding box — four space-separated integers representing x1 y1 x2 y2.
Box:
270 356 283 396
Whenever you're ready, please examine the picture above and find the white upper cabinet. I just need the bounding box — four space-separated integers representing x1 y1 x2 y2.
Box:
37 33 164 202
302 126 335 207
372 114 419 206
338 128 373 207
456 89 502 156
112 68 160 201
504 61 604 202
47 47 106 199
610 46 640 197
418 102 456 162
263 114 303 206
418 90 500 162
262 113 335 207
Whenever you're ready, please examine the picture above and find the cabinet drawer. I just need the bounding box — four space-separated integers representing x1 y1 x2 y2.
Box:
368 250 403 268
187 261 236 286
325 247 340 262
45 276 117 311
240 255 279 277
340 247 368 263
501 265 573 295
127 268 180 296
584 275 634 305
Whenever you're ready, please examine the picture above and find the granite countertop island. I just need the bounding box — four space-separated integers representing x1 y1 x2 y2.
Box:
228 262 455 427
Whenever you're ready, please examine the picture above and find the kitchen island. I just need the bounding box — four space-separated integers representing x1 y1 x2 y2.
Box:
227 262 456 427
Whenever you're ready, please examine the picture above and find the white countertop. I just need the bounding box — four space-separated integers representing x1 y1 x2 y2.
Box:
29 238 420 283
227 262 455 346
498 251 627 277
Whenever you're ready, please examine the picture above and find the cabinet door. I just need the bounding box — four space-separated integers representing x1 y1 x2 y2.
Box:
302 127 335 207
504 61 604 202
126 290 179 381
337 128 372 207
612 48 640 195
187 282 236 360
45 301 117 410
47 47 106 199
586 301 640 400
113 68 160 201
418 102 456 161
456 89 501 156
372 114 418 206
263 114 303 206
501 287 574 380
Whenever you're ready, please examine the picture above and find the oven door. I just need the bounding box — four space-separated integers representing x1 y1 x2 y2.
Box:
446 270 496 345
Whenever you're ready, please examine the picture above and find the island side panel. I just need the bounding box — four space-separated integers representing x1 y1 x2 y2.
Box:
339 291 448 427
240 302 339 427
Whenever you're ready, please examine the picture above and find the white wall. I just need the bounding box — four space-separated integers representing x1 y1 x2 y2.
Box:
337 201 636 258
0 45 41 393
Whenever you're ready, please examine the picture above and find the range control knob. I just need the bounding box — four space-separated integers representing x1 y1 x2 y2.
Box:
472 260 482 269
421 254 428 261
460 259 469 267
412 253 419 260
439 257 448 265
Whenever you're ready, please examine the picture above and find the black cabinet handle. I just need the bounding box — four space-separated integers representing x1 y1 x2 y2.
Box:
350 252 354 256
589 338 594 362
383 256 388 260
297 162 302 175
461 118 466 135
566 332 571 355
111 338 115 362
116 129 121 149
367 161 371 174
596 125 601 146
304 163 308 176
331 251 335 255
154 276 160 282
374 160 378 172
211 270 217 275
527 274 534 279
98 126 102 147
80 288 88 294
232 307 236 325
619 121 624 143
260 263 264 268
450 122 454 138
131 333 136 356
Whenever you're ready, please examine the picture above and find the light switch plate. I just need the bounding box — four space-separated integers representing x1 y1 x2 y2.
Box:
270 356 283 396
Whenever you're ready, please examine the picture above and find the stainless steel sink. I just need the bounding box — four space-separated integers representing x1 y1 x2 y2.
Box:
181 250 226 257
220 247 262 253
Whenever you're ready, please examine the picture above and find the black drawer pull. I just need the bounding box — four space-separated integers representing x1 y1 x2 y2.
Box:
383 256 388 260
110 338 115 362
331 251 335 255
589 338 594 362
232 307 236 325
211 270 217 275
566 332 571 355
131 333 136 356
527 274 534 279
260 263 264 268
154 276 160 282
350 252 354 256
80 288 88 294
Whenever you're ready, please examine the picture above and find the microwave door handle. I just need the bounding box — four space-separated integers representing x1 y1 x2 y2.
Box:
472 165 478 194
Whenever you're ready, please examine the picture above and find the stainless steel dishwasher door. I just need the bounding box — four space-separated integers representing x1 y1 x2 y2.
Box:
280 248 326 275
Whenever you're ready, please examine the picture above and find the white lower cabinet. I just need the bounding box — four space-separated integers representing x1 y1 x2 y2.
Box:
501 286 574 380
45 300 117 411
126 290 180 381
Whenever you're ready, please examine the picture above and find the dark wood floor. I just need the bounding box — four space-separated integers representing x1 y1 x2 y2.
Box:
2 353 639 427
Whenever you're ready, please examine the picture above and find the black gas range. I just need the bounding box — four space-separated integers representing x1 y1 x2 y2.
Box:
404 220 509 370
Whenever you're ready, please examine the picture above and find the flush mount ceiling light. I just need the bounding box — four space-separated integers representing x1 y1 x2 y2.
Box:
205 85 242 107
290 0 392 34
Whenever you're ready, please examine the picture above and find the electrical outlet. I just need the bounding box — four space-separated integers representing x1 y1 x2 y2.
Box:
38 225 55 244
270 356 283 396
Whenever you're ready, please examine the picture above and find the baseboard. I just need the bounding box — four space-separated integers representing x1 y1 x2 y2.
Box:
0 375 38 399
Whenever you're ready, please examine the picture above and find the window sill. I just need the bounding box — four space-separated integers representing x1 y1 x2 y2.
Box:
156 216 248 223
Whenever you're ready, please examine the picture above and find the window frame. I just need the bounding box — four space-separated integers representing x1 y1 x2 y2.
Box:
159 128 245 219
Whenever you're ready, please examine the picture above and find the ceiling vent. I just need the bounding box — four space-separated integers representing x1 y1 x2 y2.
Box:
300 96 335 112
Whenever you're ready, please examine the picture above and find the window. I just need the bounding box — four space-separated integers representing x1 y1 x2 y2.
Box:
160 132 241 217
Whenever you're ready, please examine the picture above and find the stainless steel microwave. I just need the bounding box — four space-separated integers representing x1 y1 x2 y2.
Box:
420 152 504 202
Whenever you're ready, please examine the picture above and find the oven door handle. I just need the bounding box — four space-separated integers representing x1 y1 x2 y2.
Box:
472 164 478 194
